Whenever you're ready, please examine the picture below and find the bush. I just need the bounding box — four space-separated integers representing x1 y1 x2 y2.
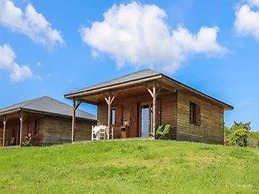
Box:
249 132 259 148
225 122 250 147
225 121 259 148
21 133 32 147
155 124 172 139
231 128 250 147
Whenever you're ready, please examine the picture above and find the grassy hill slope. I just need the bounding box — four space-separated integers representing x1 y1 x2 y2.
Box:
0 140 259 193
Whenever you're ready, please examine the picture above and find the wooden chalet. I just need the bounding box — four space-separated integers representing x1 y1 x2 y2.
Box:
65 69 233 144
0 96 96 147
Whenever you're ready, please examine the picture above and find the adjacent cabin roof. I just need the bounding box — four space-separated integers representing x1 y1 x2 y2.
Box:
65 69 233 110
0 96 96 120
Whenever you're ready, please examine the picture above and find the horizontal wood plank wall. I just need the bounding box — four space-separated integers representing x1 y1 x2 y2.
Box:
31 119 44 146
98 100 140 138
0 115 45 146
1 121 19 146
22 117 44 146
177 90 224 144
75 119 96 141
97 104 108 125
112 105 123 138
97 92 177 139
130 104 138 137
0 128 2 146
98 95 151 138
43 116 96 145
159 93 177 139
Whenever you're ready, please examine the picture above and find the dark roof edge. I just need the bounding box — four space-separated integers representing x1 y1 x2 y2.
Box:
64 74 162 98
65 70 233 111
0 108 97 121
0 107 21 117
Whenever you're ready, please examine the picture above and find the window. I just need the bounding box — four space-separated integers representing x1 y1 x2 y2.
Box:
111 109 116 125
34 120 40 135
189 102 201 125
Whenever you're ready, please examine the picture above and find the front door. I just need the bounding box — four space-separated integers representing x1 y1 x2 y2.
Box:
140 104 152 138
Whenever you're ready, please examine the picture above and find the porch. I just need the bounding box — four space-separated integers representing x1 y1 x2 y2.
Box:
0 112 43 147
66 76 178 141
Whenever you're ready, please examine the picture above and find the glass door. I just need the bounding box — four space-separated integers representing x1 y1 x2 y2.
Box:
140 104 152 138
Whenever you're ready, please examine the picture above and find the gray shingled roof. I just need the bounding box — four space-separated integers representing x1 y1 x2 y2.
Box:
0 96 96 120
68 69 160 95
65 69 233 110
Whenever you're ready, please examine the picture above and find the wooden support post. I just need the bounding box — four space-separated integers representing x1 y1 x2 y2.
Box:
147 85 160 137
105 94 115 139
2 119 7 147
72 100 81 142
152 85 156 137
19 114 23 146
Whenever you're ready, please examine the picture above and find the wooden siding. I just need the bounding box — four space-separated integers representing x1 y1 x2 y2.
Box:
0 120 19 146
43 115 95 145
97 104 108 126
23 117 44 146
159 93 177 139
0 127 3 146
97 92 177 139
0 117 46 146
177 90 224 144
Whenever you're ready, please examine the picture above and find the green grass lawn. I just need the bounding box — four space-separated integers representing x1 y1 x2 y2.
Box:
0 140 259 194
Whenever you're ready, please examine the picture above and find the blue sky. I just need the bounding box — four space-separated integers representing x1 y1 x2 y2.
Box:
0 0 259 130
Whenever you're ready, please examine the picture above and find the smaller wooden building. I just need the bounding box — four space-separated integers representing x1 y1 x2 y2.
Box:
0 96 96 147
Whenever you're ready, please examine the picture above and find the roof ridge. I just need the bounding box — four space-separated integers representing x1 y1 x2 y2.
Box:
97 69 156 83
21 96 48 108
0 96 46 111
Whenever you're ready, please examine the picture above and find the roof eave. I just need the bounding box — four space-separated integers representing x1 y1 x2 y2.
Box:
21 108 96 121
65 71 233 111
64 74 163 99
0 107 96 121
0 107 22 117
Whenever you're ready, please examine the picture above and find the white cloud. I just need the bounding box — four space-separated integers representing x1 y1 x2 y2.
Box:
249 0 259 7
80 2 226 73
0 44 33 82
0 0 64 48
234 3 259 40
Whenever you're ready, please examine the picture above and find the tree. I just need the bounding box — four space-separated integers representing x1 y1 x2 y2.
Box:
225 121 251 147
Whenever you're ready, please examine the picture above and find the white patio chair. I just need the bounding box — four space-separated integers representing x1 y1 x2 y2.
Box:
92 125 110 140
99 125 109 140
99 128 106 140
92 126 100 141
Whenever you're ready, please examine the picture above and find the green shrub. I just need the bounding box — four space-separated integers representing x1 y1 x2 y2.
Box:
225 122 250 147
231 128 250 147
155 124 172 139
249 132 259 148
225 122 259 147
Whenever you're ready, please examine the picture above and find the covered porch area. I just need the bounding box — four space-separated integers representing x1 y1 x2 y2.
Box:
66 74 178 141
0 111 43 147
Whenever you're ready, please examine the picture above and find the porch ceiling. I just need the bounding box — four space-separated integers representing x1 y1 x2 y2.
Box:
78 83 171 104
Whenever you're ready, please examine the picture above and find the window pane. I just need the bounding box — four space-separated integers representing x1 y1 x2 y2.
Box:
190 102 200 125
111 109 116 125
